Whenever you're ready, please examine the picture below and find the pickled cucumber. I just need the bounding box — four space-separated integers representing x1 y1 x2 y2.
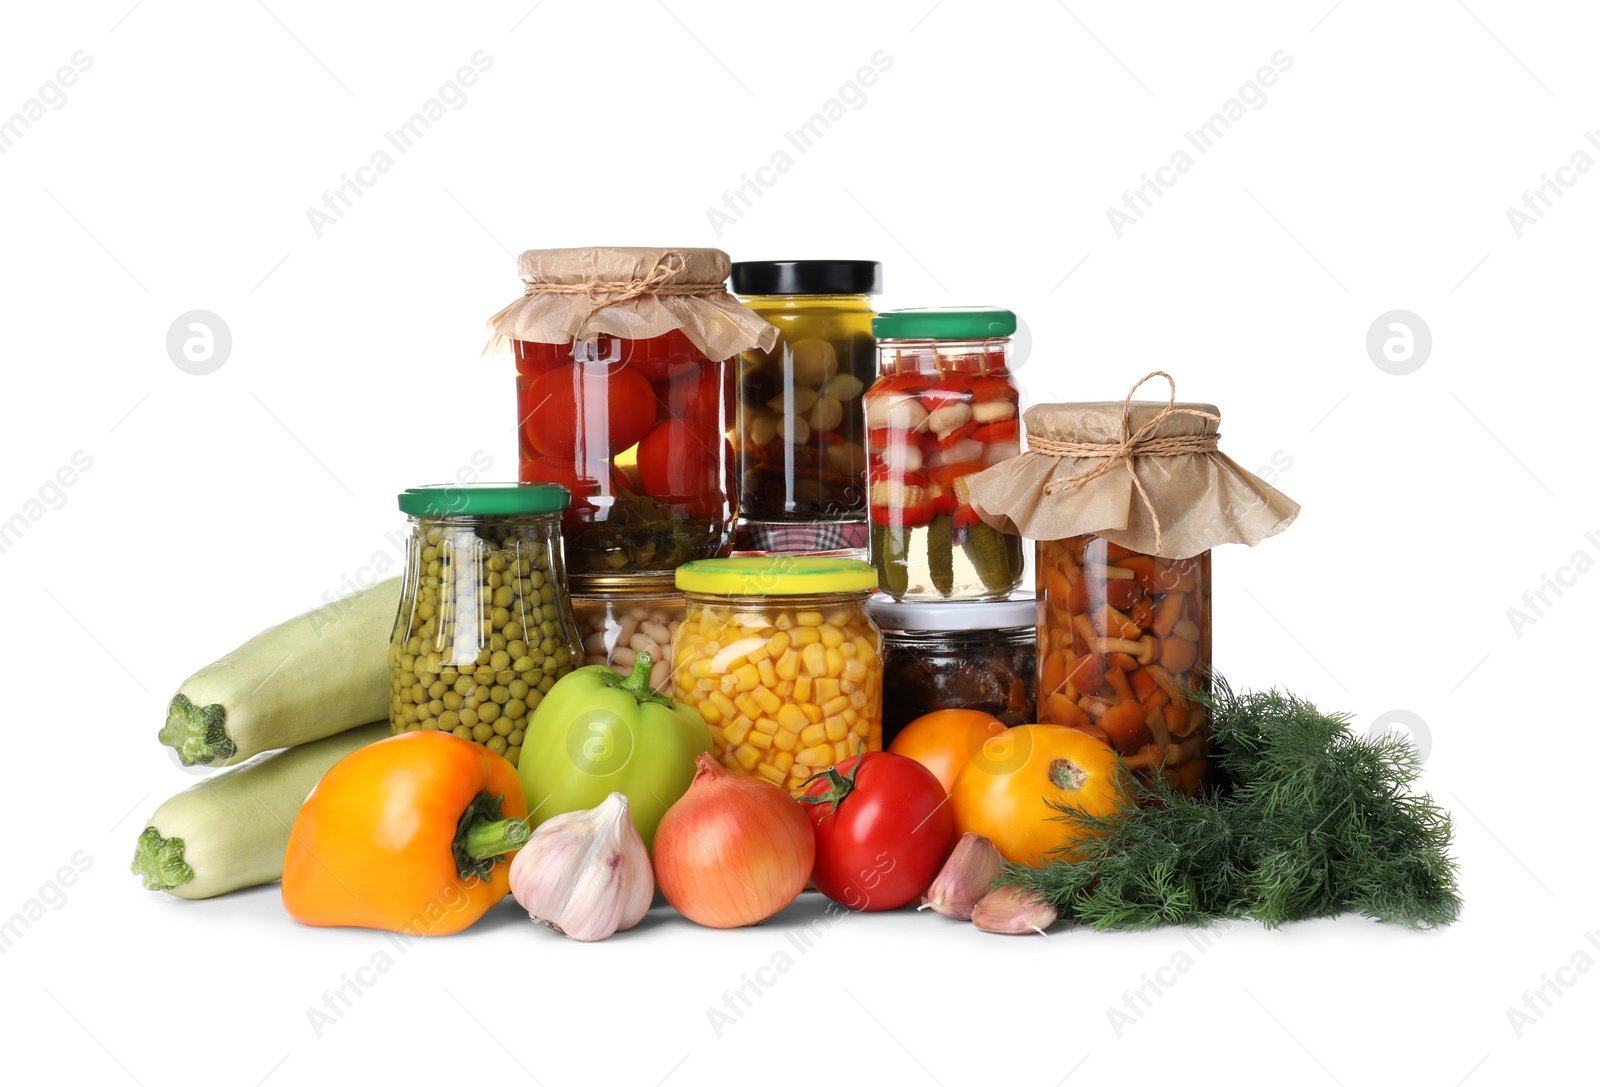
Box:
871 520 910 597
928 515 955 596
962 521 1024 594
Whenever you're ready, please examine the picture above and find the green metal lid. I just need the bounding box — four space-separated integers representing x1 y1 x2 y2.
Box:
872 307 1017 341
675 556 879 596
398 483 571 518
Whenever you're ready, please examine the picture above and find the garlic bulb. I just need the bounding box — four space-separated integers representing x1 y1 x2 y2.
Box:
919 833 1005 921
971 887 1057 936
508 792 654 942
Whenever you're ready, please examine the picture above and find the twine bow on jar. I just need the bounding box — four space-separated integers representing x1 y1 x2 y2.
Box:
520 250 728 339
1026 371 1220 554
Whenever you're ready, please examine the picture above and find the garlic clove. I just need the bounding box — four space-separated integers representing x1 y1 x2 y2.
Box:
508 792 655 943
920 833 1004 921
971 886 1057 936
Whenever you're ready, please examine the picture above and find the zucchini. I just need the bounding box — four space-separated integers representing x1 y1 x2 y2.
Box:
132 722 391 898
159 577 399 766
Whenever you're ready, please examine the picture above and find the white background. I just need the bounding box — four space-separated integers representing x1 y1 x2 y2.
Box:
0 1 1593 1084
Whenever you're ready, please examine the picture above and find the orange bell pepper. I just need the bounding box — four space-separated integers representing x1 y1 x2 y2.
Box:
282 732 529 936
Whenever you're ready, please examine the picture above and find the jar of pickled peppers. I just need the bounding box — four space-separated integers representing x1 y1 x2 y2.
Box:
730 260 880 553
671 557 883 795
388 483 586 767
866 308 1025 600
485 247 780 578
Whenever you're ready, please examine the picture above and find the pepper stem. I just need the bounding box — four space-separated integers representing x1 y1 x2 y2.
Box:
598 650 676 709
452 792 529 880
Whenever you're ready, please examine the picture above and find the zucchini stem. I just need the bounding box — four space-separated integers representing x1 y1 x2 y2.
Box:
130 827 196 891
159 694 236 766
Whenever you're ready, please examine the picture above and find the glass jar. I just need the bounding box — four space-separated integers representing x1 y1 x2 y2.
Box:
866 308 1025 601
1037 536 1211 795
730 260 880 552
516 328 735 576
568 574 686 693
870 596 1038 746
388 484 585 767
671 557 882 795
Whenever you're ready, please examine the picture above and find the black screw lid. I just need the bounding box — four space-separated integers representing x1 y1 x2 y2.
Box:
730 260 883 296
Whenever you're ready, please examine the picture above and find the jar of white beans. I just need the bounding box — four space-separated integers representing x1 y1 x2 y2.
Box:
568 575 685 693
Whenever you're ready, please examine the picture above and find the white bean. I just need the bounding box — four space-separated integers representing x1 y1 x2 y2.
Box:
649 660 670 691
641 620 672 646
629 632 658 654
612 646 637 668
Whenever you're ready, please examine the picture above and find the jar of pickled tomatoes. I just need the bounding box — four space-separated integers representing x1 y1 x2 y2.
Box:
866 308 1025 600
485 247 780 578
730 260 880 553
671 557 883 795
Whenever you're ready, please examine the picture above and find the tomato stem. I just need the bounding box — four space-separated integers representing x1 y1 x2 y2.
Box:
796 741 867 815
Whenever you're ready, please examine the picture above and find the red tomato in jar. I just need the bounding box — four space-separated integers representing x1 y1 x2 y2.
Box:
634 420 732 521
800 751 955 912
653 364 729 427
523 363 657 460
620 329 703 383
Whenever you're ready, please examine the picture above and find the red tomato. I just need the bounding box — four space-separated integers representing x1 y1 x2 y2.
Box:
620 329 704 383
524 363 657 460
514 339 568 378
520 456 612 533
653 364 729 427
634 420 731 520
799 751 955 912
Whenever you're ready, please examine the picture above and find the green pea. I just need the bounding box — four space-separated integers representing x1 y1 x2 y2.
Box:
508 729 524 746
487 735 509 755
472 723 494 743
452 725 473 741
504 698 526 719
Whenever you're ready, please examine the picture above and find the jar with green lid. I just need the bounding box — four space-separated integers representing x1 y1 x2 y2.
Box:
569 574 685 692
731 260 880 553
671 557 883 795
869 596 1037 745
865 307 1025 600
389 483 585 767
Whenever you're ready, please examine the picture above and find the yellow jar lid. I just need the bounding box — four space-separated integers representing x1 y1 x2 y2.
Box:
675 557 878 597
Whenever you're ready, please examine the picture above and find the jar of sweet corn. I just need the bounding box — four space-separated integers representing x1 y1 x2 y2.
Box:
672 557 883 795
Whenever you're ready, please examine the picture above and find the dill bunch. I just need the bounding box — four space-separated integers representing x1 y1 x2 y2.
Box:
1003 678 1461 930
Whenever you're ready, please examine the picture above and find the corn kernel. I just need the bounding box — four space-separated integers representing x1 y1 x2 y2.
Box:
748 729 772 750
707 725 727 748
833 740 853 761
801 702 824 724
709 691 738 721
797 744 833 766
734 693 763 720
688 659 713 679
774 727 799 752
801 723 828 747
824 715 848 742
791 627 821 646
724 716 754 746
757 659 779 689
843 659 868 682
733 663 761 691
820 624 845 648
753 715 779 734
776 680 795 698
756 763 786 784
795 610 825 627
772 750 795 773
777 703 810 731
766 630 791 657
734 744 761 771
820 695 851 718
825 647 844 676
814 678 841 703
850 689 868 709
753 685 783 715
697 699 725 725
802 643 828 677
775 650 801 681
852 719 871 738
793 674 812 702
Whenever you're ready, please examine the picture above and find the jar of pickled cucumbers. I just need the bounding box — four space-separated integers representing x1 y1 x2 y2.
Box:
671 557 883 795
730 260 880 553
866 308 1025 600
870 596 1038 745
389 483 586 767
484 247 780 577
569 574 685 693
964 374 1302 797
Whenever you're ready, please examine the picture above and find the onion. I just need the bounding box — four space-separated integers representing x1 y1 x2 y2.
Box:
654 753 815 929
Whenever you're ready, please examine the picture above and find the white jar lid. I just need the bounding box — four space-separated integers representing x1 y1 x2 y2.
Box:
869 593 1037 632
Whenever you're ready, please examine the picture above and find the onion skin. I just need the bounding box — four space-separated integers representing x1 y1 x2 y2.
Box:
654 753 815 929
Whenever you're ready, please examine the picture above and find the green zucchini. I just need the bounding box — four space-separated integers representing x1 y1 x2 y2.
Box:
159 577 399 766
132 722 390 898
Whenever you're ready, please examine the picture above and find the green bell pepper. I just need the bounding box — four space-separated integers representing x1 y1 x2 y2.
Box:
518 651 712 850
